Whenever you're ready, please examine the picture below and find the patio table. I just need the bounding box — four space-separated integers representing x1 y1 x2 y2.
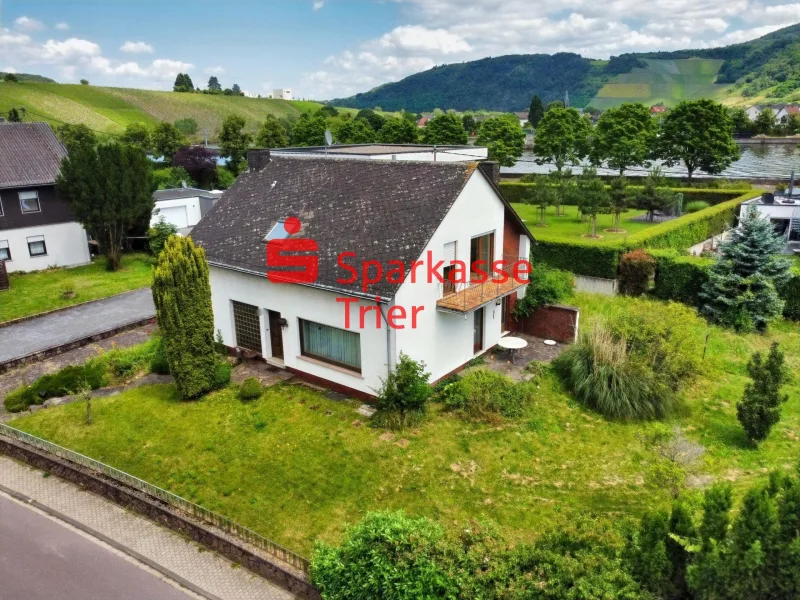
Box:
497 336 528 364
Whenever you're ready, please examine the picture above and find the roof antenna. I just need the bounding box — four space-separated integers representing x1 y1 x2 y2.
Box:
324 129 333 156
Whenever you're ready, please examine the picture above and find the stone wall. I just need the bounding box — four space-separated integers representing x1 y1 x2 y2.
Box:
513 304 579 343
0 436 320 599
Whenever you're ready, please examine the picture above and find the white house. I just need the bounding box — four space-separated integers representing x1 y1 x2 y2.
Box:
271 143 488 163
272 88 293 100
741 192 800 246
191 151 533 399
0 122 91 273
151 187 222 235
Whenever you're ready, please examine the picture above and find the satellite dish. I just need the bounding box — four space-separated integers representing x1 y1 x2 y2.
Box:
324 129 333 146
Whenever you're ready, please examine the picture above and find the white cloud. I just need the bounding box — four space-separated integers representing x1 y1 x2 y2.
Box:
55 22 70 31
120 41 155 54
204 65 225 75
2 66 18 73
313 1 325 11
14 16 45 32
378 26 470 54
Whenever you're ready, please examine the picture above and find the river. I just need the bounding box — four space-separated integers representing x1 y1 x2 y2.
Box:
503 143 800 180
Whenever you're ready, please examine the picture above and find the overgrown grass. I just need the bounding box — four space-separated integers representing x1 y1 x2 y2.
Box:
511 205 656 244
9 293 800 557
0 254 152 323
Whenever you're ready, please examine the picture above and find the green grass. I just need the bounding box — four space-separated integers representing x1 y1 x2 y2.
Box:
11 293 800 557
590 58 731 110
511 204 658 245
0 254 153 323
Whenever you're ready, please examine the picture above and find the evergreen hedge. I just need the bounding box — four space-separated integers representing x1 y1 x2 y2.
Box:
500 182 744 206
531 239 622 278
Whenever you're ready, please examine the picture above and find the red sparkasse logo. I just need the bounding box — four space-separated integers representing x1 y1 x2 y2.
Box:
265 218 531 330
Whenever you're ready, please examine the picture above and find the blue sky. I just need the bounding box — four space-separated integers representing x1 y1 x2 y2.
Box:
1 1 798 99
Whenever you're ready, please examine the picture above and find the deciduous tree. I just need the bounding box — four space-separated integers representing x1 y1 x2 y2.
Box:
476 114 526 166
754 108 776 135
334 119 375 144
255 114 289 148
422 114 468 145
6 108 21 122
291 113 327 146
219 114 253 173
207 76 221 92
636 168 676 222
609 176 629 231
377 117 419 144
657 99 740 182
57 123 97 152
56 143 153 270
120 122 152 153
152 122 186 162
577 167 609 237
533 106 590 172
172 146 218 188
590 102 657 175
173 73 194 92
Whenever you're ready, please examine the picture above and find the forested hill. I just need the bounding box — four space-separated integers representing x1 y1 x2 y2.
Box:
333 23 800 112
0 72 55 83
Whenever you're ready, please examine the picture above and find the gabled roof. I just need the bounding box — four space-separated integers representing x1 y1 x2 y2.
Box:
191 156 532 300
0 122 67 188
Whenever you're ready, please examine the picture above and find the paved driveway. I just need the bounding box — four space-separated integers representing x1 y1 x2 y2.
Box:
0 289 155 366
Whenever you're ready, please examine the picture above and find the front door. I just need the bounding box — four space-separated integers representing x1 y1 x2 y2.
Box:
501 295 511 333
473 308 484 353
268 310 284 360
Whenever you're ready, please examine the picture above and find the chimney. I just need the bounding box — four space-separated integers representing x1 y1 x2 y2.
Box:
478 160 500 186
247 149 271 172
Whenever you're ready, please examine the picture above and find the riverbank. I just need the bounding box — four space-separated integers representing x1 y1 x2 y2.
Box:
736 137 800 145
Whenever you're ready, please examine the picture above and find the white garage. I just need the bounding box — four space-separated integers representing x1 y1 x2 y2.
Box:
151 187 222 235
155 205 189 229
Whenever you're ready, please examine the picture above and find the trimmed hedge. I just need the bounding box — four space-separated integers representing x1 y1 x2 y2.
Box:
524 191 757 279
780 273 800 320
501 182 745 206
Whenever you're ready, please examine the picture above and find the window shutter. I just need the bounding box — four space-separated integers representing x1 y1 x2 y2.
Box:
443 241 456 263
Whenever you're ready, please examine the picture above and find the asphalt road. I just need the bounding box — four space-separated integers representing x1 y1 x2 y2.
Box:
0 493 194 600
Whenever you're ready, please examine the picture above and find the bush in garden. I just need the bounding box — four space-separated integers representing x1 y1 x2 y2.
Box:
737 342 789 445
372 353 432 430
441 369 531 421
618 249 656 296
310 511 458 600
152 236 218 399
512 263 574 318
238 377 262 401
3 362 107 412
212 362 232 389
684 200 711 213
147 216 178 257
149 336 171 374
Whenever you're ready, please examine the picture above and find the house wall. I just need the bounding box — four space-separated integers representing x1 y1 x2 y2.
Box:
392 173 525 383
208 265 389 396
743 201 799 221
0 185 74 231
0 221 90 272
151 197 203 229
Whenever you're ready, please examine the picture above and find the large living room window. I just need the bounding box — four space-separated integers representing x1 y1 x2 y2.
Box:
470 232 494 278
19 190 41 214
299 319 361 373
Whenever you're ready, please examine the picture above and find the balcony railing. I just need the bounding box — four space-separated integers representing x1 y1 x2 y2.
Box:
436 254 529 313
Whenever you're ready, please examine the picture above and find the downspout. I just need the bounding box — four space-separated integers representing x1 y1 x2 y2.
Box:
377 299 394 378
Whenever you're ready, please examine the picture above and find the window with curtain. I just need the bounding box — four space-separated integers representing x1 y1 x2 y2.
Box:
299 319 361 373
19 190 41 213
27 235 47 257
470 232 494 278
0 240 9 261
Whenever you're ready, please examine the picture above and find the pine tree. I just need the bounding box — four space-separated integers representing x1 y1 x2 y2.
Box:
626 511 672 597
207 76 222 91
737 342 790 444
700 206 792 332
687 484 733 599
152 236 218 399
667 500 696 599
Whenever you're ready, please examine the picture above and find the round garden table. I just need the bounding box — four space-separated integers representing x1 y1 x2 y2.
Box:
497 336 528 364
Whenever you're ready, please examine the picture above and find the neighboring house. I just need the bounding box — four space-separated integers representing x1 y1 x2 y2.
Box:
416 116 429 128
272 88 292 100
0 122 90 273
741 191 800 246
515 112 530 127
191 151 534 399
151 187 222 235
272 143 488 162
745 105 764 121
650 105 667 115
746 104 800 123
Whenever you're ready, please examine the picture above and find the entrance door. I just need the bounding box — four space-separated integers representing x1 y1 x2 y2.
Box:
268 310 284 360
501 295 511 333
473 308 484 353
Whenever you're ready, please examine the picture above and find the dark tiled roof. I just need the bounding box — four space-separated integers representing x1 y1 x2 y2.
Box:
190 156 481 299
153 187 221 201
0 122 67 188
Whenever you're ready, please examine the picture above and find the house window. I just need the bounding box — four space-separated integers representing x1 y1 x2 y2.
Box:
232 301 262 354
0 198 4 217
299 319 361 373
19 190 41 214
0 240 9 261
443 241 457 295
470 232 494 278
27 235 47 257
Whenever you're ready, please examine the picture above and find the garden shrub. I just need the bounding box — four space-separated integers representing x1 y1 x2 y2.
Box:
211 361 232 389
147 216 178 257
618 249 655 296
3 362 107 413
684 200 711 213
372 353 432 430
512 263 574 318
441 369 531 421
553 324 671 420
737 342 789 445
238 377 262 401
651 250 712 306
779 271 800 320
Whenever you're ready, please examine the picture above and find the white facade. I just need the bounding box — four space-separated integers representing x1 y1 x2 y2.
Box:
0 221 90 273
208 171 529 396
152 197 203 230
272 88 293 100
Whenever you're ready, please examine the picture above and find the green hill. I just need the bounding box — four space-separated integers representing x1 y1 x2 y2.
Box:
1 72 56 83
335 23 800 112
0 83 325 141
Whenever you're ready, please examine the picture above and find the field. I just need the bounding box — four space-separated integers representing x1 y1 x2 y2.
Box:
511 204 658 244
0 254 153 323
0 82 333 141
10 292 800 557
589 59 731 110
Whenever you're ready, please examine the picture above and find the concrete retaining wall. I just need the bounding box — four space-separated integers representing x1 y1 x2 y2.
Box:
574 275 618 296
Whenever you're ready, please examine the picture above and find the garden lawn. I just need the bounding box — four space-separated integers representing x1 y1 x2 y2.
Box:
511 204 658 245
0 254 152 323
10 293 800 558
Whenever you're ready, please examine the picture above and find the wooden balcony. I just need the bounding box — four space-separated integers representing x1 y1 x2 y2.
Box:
436 257 528 313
